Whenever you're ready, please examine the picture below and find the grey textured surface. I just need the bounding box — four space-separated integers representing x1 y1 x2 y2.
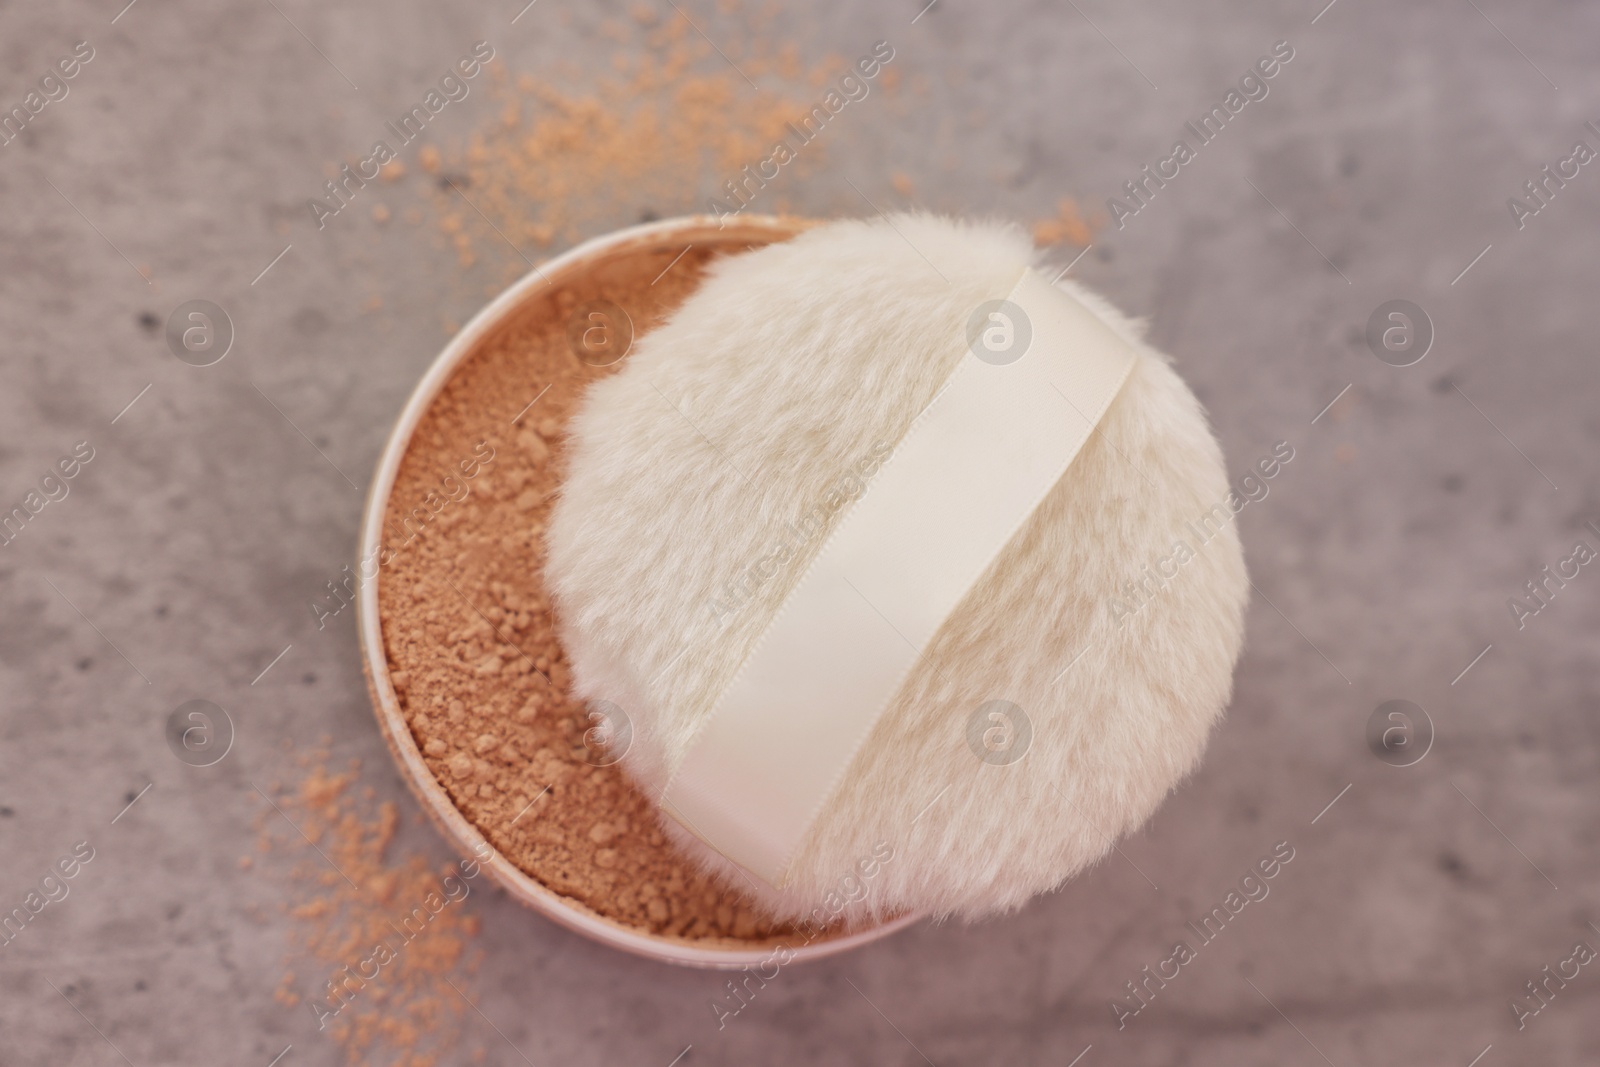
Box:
3 0 1599 1064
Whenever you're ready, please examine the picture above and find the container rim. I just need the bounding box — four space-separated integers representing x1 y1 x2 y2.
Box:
354 213 921 968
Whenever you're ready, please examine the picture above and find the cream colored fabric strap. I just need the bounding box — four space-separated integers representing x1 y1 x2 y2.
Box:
661 267 1138 886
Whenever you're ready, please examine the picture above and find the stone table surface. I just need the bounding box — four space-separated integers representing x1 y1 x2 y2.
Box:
2 0 1598 1064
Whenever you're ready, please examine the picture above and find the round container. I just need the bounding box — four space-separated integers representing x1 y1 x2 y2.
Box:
357 215 921 968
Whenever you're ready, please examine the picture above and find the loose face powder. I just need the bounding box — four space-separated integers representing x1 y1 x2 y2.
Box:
376 222 834 949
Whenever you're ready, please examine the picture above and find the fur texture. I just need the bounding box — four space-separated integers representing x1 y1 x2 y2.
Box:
546 215 1248 925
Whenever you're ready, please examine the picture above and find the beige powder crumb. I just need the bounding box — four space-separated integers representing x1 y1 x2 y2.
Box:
519 431 550 464
418 145 441 173
1033 196 1099 248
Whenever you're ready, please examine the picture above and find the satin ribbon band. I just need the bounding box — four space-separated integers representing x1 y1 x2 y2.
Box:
661 267 1139 886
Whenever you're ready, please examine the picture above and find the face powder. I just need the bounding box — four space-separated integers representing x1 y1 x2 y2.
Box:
375 219 842 950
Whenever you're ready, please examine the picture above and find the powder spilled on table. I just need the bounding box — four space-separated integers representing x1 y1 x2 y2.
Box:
424 6 888 275
262 751 484 1066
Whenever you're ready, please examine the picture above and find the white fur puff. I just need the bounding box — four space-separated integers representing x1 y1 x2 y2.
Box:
546 215 1248 925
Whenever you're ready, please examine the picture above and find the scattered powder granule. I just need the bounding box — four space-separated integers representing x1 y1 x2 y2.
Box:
422 10 875 277
260 752 485 1066
1032 196 1100 247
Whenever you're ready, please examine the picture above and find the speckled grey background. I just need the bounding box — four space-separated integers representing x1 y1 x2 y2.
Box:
3 0 1598 1064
